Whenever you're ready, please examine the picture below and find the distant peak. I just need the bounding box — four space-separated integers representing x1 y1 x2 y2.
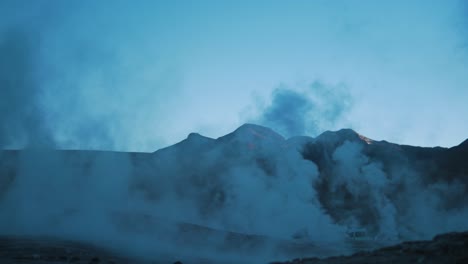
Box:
316 128 373 145
318 128 358 139
458 138 468 148
186 132 213 141
187 132 202 139
218 123 285 143
236 123 284 138
236 123 275 131
336 128 359 136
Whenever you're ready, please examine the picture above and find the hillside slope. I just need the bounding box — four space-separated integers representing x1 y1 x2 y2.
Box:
0 124 467 263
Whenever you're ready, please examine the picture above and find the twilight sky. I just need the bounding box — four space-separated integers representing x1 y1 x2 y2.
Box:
1 0 467 151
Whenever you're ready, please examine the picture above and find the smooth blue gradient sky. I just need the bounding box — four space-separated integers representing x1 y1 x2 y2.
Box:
1 0 467 151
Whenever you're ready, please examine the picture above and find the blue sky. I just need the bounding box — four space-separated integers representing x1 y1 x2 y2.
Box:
1 0 467 151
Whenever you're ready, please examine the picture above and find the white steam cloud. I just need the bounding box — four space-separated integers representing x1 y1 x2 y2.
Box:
253 81 352 138
1 125 467 263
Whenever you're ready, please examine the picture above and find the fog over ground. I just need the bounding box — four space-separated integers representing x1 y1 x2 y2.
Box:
1 125 467 263
1 1 468 263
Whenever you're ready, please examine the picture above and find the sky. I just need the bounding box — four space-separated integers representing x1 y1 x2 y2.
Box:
1 0 467 151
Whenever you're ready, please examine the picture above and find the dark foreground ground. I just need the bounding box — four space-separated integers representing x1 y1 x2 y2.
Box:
0 236 141 264
274 232 468 264
0 231 467 264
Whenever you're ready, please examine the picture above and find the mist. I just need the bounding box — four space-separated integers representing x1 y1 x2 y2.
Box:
0 29 54 148
304 134 468 242
1 0 467 150
253 81 352 138
1 1 467 263
1 125 468 263
0 1 184 151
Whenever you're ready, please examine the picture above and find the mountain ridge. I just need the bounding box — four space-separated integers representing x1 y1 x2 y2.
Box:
159 124 464 154
0 124 467 263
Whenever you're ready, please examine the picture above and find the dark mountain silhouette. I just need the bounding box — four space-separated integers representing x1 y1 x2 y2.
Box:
0 124 467 263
